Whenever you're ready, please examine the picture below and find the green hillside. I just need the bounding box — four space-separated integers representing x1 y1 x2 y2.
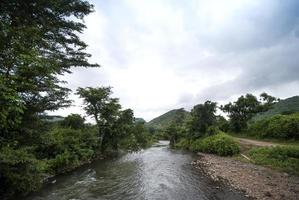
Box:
252 96 299 121
146 108 189 130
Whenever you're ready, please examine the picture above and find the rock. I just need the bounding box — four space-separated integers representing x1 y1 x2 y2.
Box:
264 191 272 197
283 172 289 177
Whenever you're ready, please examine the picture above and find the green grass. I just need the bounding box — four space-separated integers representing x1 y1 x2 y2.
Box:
248 146 299 176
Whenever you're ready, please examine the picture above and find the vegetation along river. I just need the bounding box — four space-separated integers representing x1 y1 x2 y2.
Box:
25 141 247 200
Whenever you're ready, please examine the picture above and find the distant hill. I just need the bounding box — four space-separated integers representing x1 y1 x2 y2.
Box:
252 96 299 121
41 115 65 122
146 108 189 130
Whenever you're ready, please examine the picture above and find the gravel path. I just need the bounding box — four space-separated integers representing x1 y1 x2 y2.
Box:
193 153 299 200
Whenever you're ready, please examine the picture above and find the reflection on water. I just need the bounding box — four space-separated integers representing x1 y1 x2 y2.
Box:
25 141 247 200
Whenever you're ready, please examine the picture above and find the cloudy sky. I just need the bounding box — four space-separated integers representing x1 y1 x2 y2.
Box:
52 0 299 121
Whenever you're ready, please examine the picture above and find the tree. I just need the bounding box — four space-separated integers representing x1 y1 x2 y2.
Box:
167 108 187 147
215 115 229 132
77 87 132 151
259 92 279 112
0 1 99 196
61 114 85 129
221 94 259 132
188 101 217 138
110 109 134 150
0 0 98 143
221 93 278 132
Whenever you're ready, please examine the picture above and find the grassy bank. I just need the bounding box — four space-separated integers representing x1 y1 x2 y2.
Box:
175 132 240 156
238 145 299 176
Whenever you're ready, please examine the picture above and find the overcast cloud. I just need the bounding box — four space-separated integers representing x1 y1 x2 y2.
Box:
51 0 299 121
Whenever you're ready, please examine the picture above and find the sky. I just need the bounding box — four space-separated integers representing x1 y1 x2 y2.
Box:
51 0 299 121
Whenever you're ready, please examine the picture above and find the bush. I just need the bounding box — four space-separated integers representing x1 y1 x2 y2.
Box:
119 133 140 151
248 113 299 139
174 138 190 149
190 133 240 156
60 114 85 129
206 125 221 136
249 146 299 175
0 146 44 195
39 127 98 173
47 150 80 173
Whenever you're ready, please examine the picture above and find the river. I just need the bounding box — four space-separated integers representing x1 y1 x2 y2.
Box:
26 141 247 200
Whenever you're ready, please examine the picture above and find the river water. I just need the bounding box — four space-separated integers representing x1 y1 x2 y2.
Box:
26 141 247 200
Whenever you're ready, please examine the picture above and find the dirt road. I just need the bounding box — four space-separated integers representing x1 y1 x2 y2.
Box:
236 138 277 147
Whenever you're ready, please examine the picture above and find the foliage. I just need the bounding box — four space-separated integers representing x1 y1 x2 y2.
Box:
252 96 299 121
77 87 121 151
0 146 44 195
77 86 154 152
132 122 153 148
249 146 299 175
215 115 230 132
206 125 221 136
38 127 98 173
60 114 85 129
190 133 240 156
0 79 24 139
174 138 190 149
0 0 153 197
221 93 278 132
247 113 299 140
119 133 140 151
0 0 99 196
187 101 217 138
0 0 98 142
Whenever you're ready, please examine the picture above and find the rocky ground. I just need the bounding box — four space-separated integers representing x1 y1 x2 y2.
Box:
193 153 299 200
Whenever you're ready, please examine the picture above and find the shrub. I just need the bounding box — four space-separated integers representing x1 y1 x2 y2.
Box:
249 146 299 175
38 127 98 173
174 138 190 149
60 114 85 129
119 133 140 151
190 133 240 156
248 113 299 139
0 146 44 195
206 125 221 136
47 150 80 173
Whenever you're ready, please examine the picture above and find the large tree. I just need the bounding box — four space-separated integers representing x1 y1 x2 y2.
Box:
221 93 278 132
77 87 135 151
0 1 98 195
0 0 98 142
188 101 217 138
168 108 187 147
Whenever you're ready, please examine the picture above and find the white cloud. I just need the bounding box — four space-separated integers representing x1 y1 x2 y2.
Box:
51 0 299 121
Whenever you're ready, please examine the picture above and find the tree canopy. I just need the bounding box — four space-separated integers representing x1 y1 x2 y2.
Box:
221 93 278 132
0 0 98 142
188 101 217 138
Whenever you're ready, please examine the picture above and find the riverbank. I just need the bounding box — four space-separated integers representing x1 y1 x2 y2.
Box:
193 152 299 200
24 141 247 200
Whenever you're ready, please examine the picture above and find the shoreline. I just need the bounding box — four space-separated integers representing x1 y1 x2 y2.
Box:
192 152 299 200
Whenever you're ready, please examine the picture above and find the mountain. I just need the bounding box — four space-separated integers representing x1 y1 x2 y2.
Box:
41 115 65 122
146 108 189 130
252 96 299 121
